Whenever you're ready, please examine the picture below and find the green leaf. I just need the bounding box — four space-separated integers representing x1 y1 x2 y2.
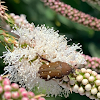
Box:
87 2 100 11
57 14 94 36
45 8 55 20
0 35 4 42
57 14 72 27
10 44 14 51
88 42 100 57
72 22 94 37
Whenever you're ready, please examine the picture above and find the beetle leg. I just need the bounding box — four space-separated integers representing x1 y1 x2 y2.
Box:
64 76 73 93
67 76 70 83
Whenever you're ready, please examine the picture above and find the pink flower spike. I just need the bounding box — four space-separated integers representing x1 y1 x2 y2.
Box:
11 83 19 89
4 91 11 99
22 97 29 100
4 85 12 91
21 91 28 97
38 97 46 100
12 92 19 99
42 0 100 31
3 78 10 85
28 91 35 97
0 86 3 93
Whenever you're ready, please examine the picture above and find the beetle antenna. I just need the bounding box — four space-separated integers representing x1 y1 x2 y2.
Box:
36 53 51 63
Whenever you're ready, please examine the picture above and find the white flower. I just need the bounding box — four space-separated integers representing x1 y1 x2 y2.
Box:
2 24 86 97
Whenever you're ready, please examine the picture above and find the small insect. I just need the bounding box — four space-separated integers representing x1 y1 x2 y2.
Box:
37 54 73 81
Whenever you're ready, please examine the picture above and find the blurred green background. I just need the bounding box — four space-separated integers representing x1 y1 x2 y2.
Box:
1 0 100 100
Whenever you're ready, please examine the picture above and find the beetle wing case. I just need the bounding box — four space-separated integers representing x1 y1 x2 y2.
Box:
38 61 72 80
38 61 62 80
60 62 72 75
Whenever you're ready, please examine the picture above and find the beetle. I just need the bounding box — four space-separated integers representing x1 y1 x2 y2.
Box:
37 53 73 81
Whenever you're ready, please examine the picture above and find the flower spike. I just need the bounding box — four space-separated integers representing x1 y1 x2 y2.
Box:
42 0 100 31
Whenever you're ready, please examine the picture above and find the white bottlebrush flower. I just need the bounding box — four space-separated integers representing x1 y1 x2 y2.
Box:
2 24 86 97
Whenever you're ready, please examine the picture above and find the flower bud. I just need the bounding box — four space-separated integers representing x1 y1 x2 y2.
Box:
38 97 46 100
97 92 100 98
95 80 100 86
3 78 10 85
85 91 91 97
69 79 75 85
92 71 97 76
95 98 99 100
81 68 86 73
96 75 100 80
11 92 19 99
19 88 26 93
22 97 29 100
72 84 79 93
82 79 88 85
98 86 100 92
85 84 91 91
30 99 36 100
89 95 95 99
78 87 84 94
4 85 12 91
4 92 11 99
11 83 19 89
86 69 92 74
76 75 83 82
91 88 97 95
88 76 95 82
84 73 90 78
28 92 35 97
21 91 28 97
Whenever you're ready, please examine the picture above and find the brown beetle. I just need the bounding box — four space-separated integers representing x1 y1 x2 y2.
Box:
37 54 73 81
